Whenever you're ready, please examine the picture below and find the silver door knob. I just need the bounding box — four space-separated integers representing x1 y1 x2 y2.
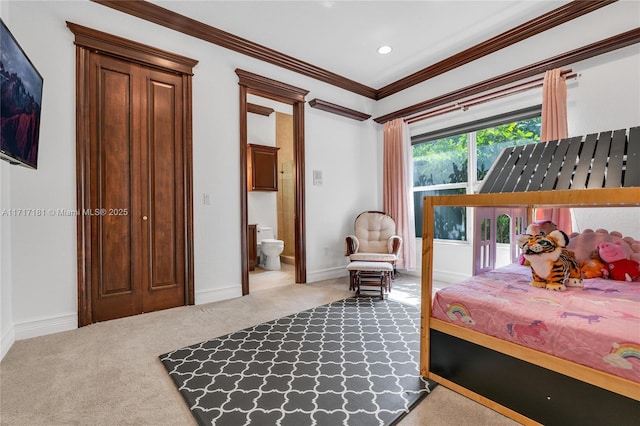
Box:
142 216 148 220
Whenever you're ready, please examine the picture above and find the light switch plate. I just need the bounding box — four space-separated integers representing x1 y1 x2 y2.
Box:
313 170 322 186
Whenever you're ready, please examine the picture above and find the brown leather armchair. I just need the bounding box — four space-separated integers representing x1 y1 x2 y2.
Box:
345 211 402 269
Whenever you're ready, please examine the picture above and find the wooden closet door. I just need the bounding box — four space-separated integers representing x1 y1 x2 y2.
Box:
88 53 185 322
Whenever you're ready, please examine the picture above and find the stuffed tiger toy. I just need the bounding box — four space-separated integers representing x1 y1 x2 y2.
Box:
517 230 583 291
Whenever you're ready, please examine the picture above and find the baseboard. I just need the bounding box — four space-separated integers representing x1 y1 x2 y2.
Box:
400 269 421 277
13 312 77 341
433 269 469 284
195 285 243 305
306 266 348 283
1 324 16 361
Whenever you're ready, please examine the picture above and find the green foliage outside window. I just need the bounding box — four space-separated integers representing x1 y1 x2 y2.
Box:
496 214 511 244
413 118 541 185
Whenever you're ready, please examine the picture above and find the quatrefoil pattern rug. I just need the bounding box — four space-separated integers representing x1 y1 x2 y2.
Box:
159 297 432 426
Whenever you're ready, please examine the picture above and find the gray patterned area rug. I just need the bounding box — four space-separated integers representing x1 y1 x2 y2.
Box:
159 297 433 426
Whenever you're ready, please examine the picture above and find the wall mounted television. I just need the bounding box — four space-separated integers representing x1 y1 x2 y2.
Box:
1 18 43 169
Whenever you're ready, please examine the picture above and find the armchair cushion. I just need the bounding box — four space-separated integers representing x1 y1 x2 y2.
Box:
350 253 397 263
345 211 403 260
355 212 396 253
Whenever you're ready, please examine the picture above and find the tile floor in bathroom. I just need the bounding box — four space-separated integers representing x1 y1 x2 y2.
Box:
249 261 295 292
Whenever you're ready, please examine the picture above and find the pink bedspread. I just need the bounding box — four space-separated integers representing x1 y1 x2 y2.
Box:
432 263 640 383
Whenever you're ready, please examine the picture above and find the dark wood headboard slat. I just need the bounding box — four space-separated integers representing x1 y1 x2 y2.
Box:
478 127 639 193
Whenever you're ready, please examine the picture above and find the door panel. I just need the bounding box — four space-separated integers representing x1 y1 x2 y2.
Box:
99 67 133 296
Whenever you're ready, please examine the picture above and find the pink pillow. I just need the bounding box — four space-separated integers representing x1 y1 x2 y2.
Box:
567 229 640 262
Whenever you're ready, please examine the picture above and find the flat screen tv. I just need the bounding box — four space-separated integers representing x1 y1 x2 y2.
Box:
1 18 43 169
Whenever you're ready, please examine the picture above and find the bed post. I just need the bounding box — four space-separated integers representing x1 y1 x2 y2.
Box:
420 195 435 377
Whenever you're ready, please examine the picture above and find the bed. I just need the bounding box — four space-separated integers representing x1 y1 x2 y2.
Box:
420 127 640 425
433 263 640 384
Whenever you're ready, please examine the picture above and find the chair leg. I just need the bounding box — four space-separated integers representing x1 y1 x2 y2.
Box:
349 270 358 291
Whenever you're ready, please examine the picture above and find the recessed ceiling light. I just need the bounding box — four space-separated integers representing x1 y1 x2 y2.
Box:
377 45 392 55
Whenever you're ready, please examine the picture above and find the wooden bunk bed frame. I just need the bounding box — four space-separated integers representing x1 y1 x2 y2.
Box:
420 127 640 425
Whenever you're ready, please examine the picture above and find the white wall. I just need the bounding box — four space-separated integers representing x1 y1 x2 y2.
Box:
305 109 379 279
1 161 13 359
1 0 379 352
375 2 640 280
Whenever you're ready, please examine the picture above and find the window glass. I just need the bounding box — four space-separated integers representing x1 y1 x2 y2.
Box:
413 133 467 186
412 112 541 240
414 188 466 240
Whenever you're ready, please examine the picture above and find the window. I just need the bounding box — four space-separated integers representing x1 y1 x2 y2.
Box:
412 107 541 239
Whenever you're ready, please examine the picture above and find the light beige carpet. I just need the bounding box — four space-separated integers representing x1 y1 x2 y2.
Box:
0 275 519 425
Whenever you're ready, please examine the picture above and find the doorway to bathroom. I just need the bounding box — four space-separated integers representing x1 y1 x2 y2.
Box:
237 69 309 296
247 95 296 292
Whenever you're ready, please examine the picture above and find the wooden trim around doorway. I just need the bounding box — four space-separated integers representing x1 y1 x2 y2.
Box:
237 69 309 295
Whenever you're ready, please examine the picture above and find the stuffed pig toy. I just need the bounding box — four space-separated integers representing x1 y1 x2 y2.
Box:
597 241 640 282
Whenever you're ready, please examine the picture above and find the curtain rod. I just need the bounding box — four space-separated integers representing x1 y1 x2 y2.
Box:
405 69 577 124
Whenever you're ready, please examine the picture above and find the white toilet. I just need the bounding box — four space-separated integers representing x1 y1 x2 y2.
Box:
257 226 284 270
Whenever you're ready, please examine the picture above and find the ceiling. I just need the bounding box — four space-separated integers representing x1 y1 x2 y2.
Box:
147 0 570 89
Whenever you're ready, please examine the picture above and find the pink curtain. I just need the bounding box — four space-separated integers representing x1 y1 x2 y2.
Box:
537 68 572 233
383 118 417 270
541 68 568 142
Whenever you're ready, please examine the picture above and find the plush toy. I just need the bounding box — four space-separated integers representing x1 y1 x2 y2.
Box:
526 220 557 236
518 230 583 291
580 250 608 279
518 220 559 266
597 241 640 282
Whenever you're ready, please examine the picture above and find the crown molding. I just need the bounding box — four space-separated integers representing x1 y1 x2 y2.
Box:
309 99 371 121
66 21 198 74
247 103 274 117
374 28 640 123
375 0 616 99
92 0 615 101
236 69 309 104
91 0 377 99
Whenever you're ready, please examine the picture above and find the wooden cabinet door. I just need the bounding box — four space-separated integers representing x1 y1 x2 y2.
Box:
87 53 186 322
248 144 279 191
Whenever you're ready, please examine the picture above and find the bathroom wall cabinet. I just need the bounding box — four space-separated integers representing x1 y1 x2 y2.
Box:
247 144 280 191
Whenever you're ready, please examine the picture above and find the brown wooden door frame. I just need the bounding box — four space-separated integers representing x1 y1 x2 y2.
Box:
68 22 197 326
236 69 309 295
